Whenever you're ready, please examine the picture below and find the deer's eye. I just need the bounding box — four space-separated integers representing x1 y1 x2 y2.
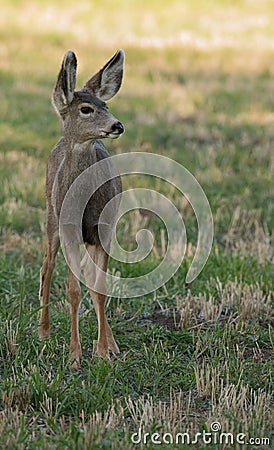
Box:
80 106 94 114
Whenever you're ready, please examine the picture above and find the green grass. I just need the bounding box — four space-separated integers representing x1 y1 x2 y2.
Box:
0 1 273 449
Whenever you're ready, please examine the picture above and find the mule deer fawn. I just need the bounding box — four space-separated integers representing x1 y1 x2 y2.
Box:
39 49 124 364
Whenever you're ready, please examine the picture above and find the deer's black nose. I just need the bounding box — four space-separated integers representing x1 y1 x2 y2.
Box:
112 121 124 134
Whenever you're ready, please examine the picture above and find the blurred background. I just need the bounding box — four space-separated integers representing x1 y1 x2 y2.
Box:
1 0 274 241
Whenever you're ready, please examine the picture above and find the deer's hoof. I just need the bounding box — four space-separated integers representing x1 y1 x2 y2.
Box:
69 343 82 366
93 340 110 360
70 358 81 370
38 326 50 340
108 339 120 354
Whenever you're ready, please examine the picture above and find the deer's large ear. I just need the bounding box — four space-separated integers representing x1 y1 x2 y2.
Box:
83 49 124 101
52 50 77 114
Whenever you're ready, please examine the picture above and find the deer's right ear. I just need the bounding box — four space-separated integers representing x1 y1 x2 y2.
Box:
52 50 77 114
83 49 124 101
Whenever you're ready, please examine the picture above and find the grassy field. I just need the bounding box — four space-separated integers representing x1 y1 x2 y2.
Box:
0 0 273 449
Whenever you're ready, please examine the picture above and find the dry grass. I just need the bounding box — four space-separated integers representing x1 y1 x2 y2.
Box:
223 207 274 264
0 383 271 449
0 229 44 255
176 278 273 329
209 384 272 449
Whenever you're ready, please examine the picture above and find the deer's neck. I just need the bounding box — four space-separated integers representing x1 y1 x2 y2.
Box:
65 137 96 154
64 139 98 169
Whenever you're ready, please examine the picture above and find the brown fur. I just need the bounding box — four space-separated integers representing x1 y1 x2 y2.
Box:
39 49 124 364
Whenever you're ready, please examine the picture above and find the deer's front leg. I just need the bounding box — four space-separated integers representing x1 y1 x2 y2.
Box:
39 234 59 339
63 237 82 365
83 243 120 358
68 268 82 364
92 290 120 357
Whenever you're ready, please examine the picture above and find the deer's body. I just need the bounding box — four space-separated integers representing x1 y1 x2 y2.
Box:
39 50 124 364
47 137 121 244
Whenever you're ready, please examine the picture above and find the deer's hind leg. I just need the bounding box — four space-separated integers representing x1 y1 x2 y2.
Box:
68 267 82 363
38 230 59 339
82 243 120 358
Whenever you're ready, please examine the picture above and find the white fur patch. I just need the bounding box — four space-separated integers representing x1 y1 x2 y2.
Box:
51 155 65 219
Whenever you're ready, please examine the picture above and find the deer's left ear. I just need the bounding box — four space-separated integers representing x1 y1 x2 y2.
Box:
52 50 77 114
83 49 124 101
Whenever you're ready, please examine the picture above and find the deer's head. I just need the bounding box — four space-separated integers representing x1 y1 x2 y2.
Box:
52 50 124 144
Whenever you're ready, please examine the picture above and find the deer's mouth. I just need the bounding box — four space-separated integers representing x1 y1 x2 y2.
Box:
100 122 124 139
100 131 123 139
